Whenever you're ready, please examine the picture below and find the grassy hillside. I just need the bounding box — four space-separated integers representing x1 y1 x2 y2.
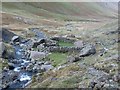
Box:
2 2 118 20
1 2 119 89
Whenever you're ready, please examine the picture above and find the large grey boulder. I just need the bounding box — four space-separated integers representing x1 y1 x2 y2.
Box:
79 45 96 57
1 28 16 42
1 43 15 59
30 51 48 60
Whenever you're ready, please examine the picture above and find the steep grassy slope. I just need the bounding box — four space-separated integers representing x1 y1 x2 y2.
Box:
2 2 118 20
2 2 118 31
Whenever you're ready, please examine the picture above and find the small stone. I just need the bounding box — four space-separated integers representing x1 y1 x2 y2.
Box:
26 63 34 72
74 40 84 48
41 65 53 71
67 55 82 63
103 84 110 88
8 63 15 70
113 74 120 83
44 61 51 65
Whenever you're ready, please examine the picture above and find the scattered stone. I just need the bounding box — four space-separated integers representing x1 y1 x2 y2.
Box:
94 82 104 89
74 40 84 48
32 38 46 48
41 65 53 71
38 61 44 65
37 44 44 51
33 64 42 73
44 61 51 65
99 48 108 56
113 74 120 83
8 63 15 70
67 55 82 63
103 83 110 88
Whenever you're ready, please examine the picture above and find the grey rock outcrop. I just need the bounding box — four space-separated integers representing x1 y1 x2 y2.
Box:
30 51 48 60
79 45 96 57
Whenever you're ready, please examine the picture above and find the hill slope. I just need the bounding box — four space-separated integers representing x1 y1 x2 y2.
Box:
2 2 118 20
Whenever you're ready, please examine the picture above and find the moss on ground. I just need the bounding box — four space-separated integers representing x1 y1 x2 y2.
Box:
48 52 68 67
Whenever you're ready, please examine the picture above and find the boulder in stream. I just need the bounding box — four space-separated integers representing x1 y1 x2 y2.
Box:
11 36 20 44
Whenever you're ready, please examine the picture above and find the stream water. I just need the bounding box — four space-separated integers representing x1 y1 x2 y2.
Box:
8 44 32 88
2 28 49 90
5 29 47 89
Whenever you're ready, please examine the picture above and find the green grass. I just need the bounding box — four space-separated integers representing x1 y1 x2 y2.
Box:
58 41 74 47
48 52 67 66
